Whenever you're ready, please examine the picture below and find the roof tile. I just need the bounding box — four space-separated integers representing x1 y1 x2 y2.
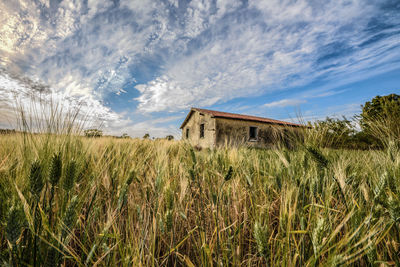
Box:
180 107 303 128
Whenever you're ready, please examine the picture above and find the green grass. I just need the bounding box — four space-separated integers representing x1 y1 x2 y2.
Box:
0 131 399 266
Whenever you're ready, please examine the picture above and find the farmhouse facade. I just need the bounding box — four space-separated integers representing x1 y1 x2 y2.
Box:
180 108 303 148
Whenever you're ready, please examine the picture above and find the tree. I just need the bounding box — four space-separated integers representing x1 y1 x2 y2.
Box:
360 94 400 127
166 135 174 140
312 116 356 148
84 129 103 138
120 133 130 139
360 93 400 146
143 133 150 139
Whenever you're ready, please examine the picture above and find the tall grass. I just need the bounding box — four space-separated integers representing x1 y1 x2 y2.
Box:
0 103 399 265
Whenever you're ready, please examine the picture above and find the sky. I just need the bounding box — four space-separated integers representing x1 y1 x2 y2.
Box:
0 0 399 138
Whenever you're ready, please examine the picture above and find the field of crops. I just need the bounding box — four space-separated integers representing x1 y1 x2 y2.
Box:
0 132 399 266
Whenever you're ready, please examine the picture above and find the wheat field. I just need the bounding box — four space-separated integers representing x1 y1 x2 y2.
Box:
0 130 399 266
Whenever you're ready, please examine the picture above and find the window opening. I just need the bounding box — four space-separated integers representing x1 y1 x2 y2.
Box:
249 126 258 140
200 124 205 138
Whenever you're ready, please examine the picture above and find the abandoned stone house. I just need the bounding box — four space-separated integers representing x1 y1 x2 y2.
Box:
180 108 304 148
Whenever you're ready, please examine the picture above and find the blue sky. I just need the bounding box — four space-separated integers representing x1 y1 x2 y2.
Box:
0 0 399 137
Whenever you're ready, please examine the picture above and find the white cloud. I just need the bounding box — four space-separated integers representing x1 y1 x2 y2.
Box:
264 99 306 108
293 103 362 123
0 0 399 135
134 0 400 112
0 69 120 131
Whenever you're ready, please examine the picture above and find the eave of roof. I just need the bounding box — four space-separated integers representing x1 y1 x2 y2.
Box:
179 108 196 129
180 107 304 129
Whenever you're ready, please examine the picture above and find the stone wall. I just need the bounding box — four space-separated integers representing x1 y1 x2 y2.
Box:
215 118 299 148
181 110 216 148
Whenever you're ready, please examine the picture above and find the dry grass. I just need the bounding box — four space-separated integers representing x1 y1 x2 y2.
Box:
0 130 400 266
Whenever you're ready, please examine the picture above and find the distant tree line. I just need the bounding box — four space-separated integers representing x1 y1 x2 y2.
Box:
83 129 175 140
84 129 103 138
0 129 16 134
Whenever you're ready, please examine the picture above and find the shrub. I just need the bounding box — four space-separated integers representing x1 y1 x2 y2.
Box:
84 129 103 137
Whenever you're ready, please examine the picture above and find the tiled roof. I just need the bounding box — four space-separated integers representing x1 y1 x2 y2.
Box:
180 107 304 128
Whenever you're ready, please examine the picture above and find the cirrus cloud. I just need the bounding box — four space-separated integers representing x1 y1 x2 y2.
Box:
264 99 307 108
